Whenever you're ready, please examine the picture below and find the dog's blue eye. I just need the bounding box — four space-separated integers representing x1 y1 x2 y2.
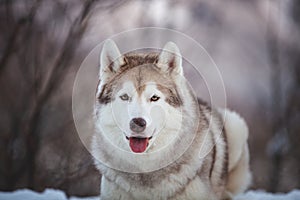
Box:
120 94 130 101
150 95 160 102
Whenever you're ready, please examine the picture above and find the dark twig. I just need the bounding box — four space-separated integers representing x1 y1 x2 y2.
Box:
0 0 41 75
23 0 97 189
266 0 285 192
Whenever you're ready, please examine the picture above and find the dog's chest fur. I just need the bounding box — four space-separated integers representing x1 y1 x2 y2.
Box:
94 105 227 200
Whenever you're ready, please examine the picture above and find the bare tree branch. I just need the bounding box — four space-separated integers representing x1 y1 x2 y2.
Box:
266 0 285 192
22 0 98 189
0 0 41 75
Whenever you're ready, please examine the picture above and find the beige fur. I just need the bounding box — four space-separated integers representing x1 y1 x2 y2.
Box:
92 40 251 200
221 109 252 196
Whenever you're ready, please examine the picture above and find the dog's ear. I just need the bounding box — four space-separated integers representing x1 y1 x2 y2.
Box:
99 39 125 80
157 42 183 76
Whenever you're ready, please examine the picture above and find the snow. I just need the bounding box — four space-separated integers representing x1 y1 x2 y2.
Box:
235 190 300 200
0 189 300 200
0 189 98 200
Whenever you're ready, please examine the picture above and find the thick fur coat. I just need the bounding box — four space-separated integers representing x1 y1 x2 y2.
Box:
92 40 251 200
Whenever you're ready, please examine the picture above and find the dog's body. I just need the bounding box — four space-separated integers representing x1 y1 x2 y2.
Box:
92 40 251 200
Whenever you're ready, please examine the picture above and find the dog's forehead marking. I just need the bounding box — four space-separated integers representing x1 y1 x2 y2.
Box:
143 82 166 97
97 52 183 107
119 66 182 107
135 67 146 96
121 81 159 99
121 64 160 96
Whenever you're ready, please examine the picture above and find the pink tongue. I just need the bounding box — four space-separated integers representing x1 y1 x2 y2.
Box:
129 137 149 153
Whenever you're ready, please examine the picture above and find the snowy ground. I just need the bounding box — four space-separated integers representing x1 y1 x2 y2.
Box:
0 189 300 200
0 189 98 200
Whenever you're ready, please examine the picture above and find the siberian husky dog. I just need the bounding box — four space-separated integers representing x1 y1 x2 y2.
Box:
92 39 251 200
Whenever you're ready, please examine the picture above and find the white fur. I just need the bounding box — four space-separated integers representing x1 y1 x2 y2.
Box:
96 81 182 153
157 41 183 75
93 40 251 200
222 110 249 171
100 39 125 81
221 109 252 195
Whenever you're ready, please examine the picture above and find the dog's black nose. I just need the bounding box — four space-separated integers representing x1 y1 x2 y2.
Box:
130 118 146 133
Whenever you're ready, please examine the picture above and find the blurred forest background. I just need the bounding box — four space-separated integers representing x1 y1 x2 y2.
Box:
0 0 300 197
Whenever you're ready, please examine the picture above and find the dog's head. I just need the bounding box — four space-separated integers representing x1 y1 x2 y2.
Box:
95 40 185 153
